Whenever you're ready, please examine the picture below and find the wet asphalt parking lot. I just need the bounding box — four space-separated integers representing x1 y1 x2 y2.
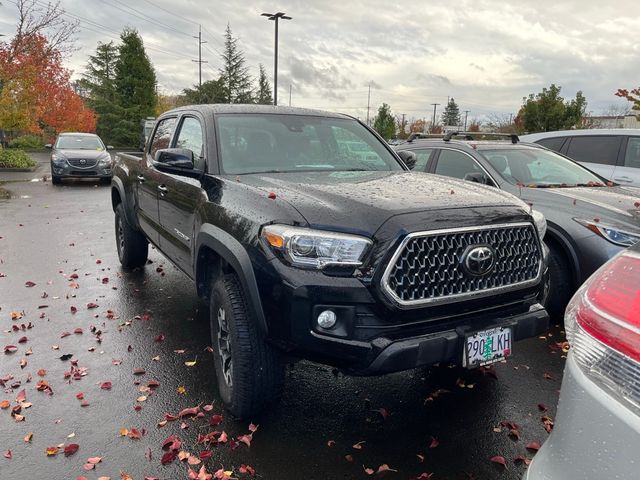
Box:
0 153 567 480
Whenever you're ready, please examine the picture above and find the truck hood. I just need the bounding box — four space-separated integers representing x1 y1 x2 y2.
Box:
233 171 527 235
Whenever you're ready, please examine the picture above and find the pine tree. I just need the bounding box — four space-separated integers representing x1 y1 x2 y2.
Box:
219 24 253 104
113 28 157 145
182 78 227 105
255 64 273 105
441 98 461 127
78 41 119 143
373 103 396 140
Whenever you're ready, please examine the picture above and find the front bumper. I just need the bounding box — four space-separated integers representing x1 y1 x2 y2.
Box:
259 260 549 374
525 354 640 480
51 162 112 179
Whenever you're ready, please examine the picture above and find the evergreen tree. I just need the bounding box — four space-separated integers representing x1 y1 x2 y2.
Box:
219 24 253 104
373 103 396 140
182 78 227 105
78 41 119 143
113 28 157 145
255 64 273 105
441 98 461 127
518 84 587 132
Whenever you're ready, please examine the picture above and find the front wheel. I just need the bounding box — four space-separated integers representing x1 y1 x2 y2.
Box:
210 274 284 419
51 175 61 185
545 243 573 319
114 203 148 269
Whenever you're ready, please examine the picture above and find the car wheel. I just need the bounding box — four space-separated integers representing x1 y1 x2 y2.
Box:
51 175 62 185
210 273 284 419
545 242 573 319
114 203 148 268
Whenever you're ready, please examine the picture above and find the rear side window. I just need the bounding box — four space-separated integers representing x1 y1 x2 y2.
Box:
565 136 620 166
536 137 566 152
434 149 483 179
408 148 435 171
624 137 640 168
149 117 177 159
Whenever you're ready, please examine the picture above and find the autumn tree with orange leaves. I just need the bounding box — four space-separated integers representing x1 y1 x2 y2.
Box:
0 1 95 140
616 87 640 119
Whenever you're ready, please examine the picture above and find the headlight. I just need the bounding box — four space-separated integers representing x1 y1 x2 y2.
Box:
531 209 547 239
261 224 372 269
98 154 112 166
574 218 640 247
51 153 67 164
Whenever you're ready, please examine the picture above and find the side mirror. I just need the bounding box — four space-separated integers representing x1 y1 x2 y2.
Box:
106 145 114 150
397 150 418 170
45 144 52 149
464 172 491 185
154 148 194 170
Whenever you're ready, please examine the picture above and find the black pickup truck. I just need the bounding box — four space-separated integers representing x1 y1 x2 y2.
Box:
111 105 549 418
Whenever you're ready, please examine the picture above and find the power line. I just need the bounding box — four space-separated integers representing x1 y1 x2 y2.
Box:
99 0 193 37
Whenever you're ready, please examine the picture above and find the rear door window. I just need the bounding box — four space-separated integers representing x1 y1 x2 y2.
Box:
623 137 640 168
565 136 621 166
409 148 435 172
536 137 566 152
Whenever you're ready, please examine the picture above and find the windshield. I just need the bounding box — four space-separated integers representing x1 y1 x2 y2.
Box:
216 114 403 174
55 135 104 151
479 147 606 187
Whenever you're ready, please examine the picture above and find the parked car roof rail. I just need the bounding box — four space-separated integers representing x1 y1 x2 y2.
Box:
443 131 520 144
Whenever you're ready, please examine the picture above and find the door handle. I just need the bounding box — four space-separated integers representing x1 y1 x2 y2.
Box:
137 174 145 183
613 176 633 183
157 185 168 195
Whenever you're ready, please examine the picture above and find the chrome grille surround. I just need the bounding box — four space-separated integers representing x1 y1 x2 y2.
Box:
381 223 543 308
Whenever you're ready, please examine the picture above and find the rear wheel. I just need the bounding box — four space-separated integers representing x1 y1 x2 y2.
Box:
114 203 148 268
210 273 284 419
545 242 573 319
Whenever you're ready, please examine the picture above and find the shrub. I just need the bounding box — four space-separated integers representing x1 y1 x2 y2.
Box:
8 134 45 150
0 148 36 169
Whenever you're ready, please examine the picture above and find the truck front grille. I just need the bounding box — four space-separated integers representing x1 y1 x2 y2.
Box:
381 223 542 307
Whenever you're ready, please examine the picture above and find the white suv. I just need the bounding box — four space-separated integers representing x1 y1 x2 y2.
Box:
520 129 640 187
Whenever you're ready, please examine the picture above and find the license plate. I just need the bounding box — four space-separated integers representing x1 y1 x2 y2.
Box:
463 326 512 368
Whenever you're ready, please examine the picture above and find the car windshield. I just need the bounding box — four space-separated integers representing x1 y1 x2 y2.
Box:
479 147 606 187
56 135 104 150
216 114 403 174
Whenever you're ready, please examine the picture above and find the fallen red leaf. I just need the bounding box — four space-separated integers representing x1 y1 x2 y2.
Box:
429 437 439 449
87 303 99 309
4 450 11 459
4 345 18 353
526 441 541 451
178 406 200 418
490 455 507 467
209 414 223 426
160 451 177 465
100 381 112 390
25 281 36 287
64 443 79 457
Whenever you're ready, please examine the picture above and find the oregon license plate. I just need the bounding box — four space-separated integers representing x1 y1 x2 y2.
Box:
463 326 512 368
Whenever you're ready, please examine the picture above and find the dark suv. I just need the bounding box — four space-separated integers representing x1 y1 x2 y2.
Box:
46 132 114 185
395 133 640 316
111 106 549 417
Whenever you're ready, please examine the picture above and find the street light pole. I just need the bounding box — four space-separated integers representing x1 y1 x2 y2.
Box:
261 12 292 106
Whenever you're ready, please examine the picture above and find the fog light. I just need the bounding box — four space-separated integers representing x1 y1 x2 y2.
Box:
317 310 337 329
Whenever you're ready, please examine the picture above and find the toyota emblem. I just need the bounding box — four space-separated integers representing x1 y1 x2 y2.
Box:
463 245 495 276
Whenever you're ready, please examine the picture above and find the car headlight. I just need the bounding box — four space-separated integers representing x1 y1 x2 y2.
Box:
98 154 112 166
531 209 547 239
574 218 640 247
51 153 67 164
261 224 372 269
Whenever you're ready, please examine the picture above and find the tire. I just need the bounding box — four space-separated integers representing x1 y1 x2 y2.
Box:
51 175 62 185
114 203 148 269
210 273 284 419
545 242 573 319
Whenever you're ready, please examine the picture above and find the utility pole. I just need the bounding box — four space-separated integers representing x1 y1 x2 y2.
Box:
509 113 513 125
431 103 440 133
192 25 208 87
261 12 292 106
401 113 406 137
289 84 292 106
463 110 470 130
366 82 371 126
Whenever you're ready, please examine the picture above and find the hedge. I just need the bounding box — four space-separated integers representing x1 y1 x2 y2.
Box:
8 134 45 150
0 149 37 169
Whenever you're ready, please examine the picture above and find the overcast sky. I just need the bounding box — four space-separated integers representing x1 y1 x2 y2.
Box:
1 0 638 123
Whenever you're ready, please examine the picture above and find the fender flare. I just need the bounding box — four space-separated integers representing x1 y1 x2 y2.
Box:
110 176 138 229
196 224 268 334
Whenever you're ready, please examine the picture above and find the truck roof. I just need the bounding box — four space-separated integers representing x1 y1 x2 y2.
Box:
166 104 353 120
